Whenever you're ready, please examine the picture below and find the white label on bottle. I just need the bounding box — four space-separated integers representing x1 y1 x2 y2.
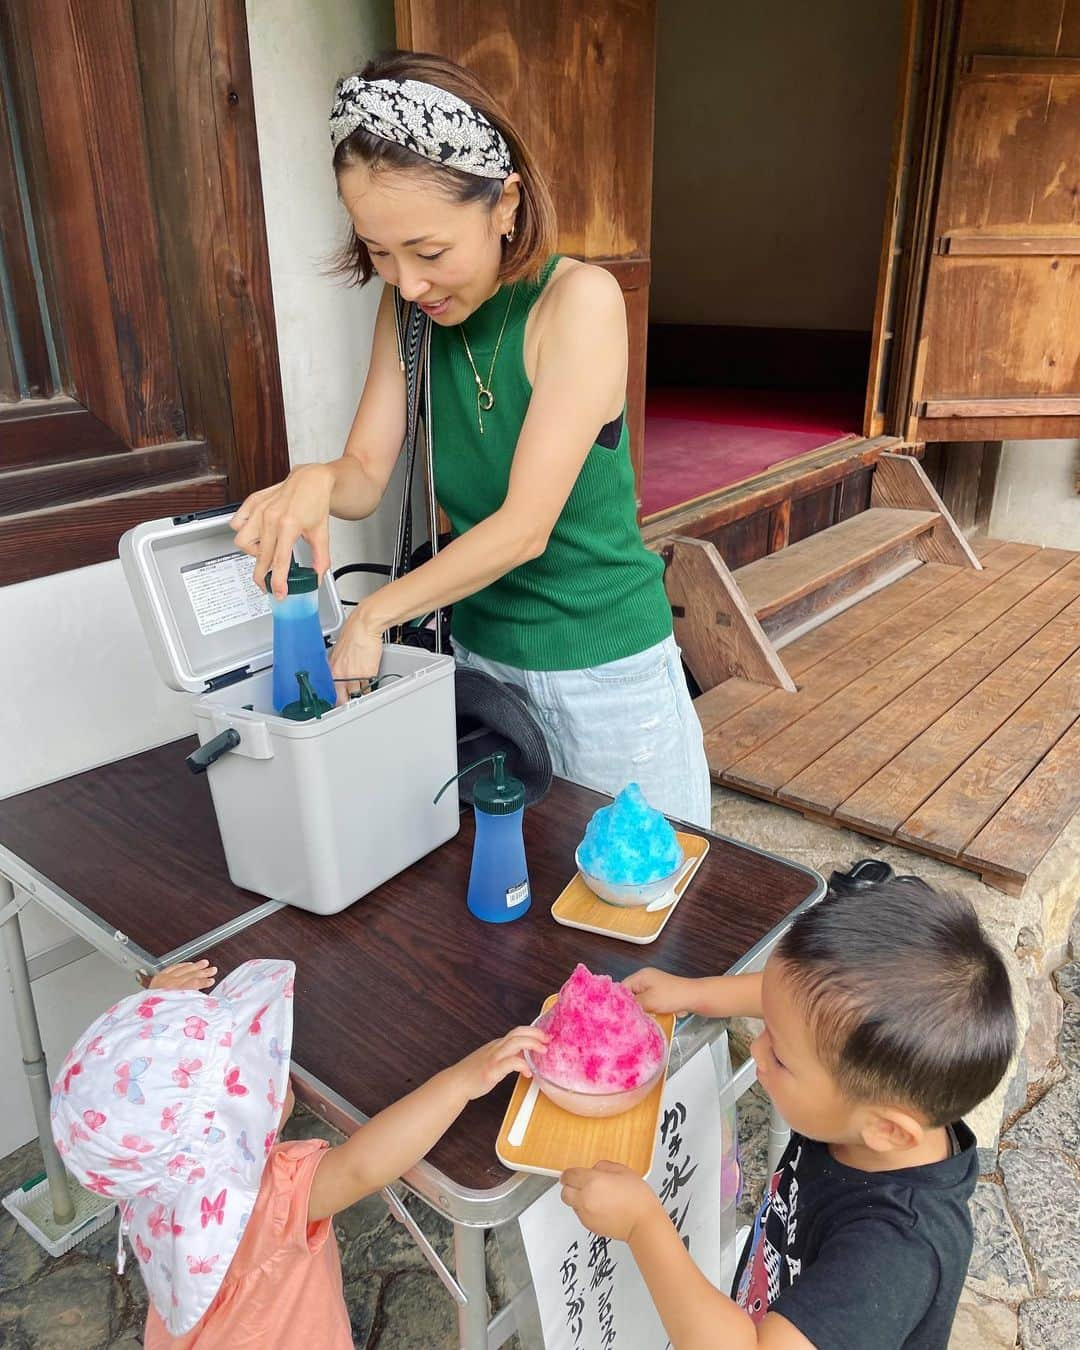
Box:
181 552 271 636
506 880 529 909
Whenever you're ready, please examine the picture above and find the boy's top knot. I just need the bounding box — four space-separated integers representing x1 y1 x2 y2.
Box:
775 879 1016 1126
50 959 295 1336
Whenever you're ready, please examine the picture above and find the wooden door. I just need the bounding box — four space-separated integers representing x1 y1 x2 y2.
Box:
395 0 657 499
872 0 1080 443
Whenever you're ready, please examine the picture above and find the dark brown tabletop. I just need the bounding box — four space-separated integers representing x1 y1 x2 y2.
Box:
205 776 822 1193
0 739 270 959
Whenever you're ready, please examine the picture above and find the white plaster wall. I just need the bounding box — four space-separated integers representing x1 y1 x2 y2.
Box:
989 441 1080 550
651 0 905 329
0 0 396 1159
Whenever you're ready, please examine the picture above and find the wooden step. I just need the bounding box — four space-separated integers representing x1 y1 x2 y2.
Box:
732 507 940 624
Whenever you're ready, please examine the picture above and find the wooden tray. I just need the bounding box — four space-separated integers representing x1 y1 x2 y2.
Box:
495 998 676 1177
550 832 710 944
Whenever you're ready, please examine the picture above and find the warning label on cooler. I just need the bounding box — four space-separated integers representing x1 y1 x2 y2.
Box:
180 551 271 637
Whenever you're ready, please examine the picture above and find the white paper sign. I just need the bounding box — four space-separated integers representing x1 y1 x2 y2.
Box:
519 1043 725 1350
180 551 271 636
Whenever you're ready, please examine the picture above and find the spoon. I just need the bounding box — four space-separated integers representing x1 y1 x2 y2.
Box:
507 1079 540 1147
644 857 697 912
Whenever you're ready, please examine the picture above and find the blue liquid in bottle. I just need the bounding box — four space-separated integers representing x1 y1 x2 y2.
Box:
268 561 336 712
468 803 531 923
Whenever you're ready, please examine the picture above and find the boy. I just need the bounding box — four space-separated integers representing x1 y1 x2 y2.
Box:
560 879 1016 1349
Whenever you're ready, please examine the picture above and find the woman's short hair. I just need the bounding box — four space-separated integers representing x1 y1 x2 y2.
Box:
331 50 557 287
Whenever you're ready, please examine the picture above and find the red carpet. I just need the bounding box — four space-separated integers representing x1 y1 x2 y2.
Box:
641 387 863 517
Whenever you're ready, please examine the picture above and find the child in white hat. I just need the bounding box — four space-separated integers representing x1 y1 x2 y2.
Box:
51 957 546 1347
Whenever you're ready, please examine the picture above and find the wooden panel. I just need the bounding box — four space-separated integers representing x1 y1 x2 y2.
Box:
0 400 129 470
726 548 1076 796
708 511 772 571
0 478 227 585
788 483 839 545
3 441 212 514
767 499 792 553
641 437 898 542
397 1 656 260
900 646 1080 855
23 0 182 445
836 467 873 522
922 397 1080 418
733 508 939 620
941 231 1080 255
968 55 1080 77
780 555 1080 813
964 716 1080 884
836 595 1080 836
661 536 795 692
707 564 990 777
914 414 1080 442
910 1 1080 440
870 452 980 566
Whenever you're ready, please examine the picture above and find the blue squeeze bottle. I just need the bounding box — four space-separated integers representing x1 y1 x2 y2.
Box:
435 752 531 923
266 557 336 713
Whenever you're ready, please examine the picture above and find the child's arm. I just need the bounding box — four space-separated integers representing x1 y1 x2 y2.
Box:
307 1024 549 1221
625 967 763 1020
148 959 217 992
561 1163 813 1350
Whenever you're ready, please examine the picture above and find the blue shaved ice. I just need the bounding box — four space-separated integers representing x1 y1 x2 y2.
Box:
577 783 683 885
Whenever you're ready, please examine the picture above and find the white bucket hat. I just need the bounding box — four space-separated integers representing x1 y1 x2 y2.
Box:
50 959 294 1335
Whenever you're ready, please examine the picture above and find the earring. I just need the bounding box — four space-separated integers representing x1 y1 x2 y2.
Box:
504 226 516 244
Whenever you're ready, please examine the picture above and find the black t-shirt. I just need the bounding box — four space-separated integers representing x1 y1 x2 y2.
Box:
731 1124 977 1348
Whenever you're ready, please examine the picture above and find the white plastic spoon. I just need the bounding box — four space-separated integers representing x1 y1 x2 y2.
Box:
644 857 697 913
507 1079 541 1147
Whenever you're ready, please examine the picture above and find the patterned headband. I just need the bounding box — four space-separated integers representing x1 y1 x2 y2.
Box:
330 75 513 180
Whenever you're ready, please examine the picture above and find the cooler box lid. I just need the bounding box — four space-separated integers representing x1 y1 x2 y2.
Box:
120 506 345 694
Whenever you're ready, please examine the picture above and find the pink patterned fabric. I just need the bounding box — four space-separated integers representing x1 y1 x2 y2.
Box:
51 960 294 1335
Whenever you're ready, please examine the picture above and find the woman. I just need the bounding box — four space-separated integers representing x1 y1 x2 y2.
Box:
231 51 711 827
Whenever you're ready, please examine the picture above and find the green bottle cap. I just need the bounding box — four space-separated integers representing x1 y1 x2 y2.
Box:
265 554 318 595
280 671 334 721
472 751 525 816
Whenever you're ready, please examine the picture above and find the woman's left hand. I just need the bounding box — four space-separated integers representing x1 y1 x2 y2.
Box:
329 608 384 702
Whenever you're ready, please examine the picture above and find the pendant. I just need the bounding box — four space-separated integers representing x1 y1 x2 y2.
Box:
477 387 495 412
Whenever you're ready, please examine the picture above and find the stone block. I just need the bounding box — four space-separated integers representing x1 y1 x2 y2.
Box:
374 1270 460 1348
1000 1146 1080 1298
948 1291 1018 1349
1005 1081 1080 1156
965 1181 1032 1302
1054 960 1080 1004
0 1257 119 1350
1059 1000 1080 1076
1019 1297 1080 1349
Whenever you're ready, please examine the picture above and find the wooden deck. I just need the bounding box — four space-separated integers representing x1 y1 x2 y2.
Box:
698 539 1080 894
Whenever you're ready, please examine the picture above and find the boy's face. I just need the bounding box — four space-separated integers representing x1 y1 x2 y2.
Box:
751 956 865 1145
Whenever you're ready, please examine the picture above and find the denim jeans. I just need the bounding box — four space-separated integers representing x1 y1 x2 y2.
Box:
453 634 712 828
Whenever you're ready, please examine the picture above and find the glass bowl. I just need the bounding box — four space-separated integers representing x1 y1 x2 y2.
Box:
523 1010 669 1118
574 845 688 908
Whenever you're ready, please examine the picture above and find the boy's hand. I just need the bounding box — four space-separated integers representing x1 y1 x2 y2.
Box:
455 1026 551 1100
623 967 695 1017
148 959 217 992
560 1161 661 1242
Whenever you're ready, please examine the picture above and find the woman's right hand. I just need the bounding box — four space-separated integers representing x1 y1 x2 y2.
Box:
230 463 337 599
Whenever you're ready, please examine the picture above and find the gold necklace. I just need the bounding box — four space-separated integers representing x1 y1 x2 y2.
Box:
458 284 517 435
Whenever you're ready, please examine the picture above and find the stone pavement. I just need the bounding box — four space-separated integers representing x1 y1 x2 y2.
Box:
1 787 1077 1346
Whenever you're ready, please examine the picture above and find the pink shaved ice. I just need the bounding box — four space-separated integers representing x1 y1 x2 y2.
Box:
532 964 666 1093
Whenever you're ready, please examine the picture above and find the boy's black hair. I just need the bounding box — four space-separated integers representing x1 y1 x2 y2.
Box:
774 878 1016 1126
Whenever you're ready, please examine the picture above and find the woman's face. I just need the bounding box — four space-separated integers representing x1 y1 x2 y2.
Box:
338 163 519 324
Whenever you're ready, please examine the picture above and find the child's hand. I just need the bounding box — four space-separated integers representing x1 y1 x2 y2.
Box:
560 1161 661 1242
623 967 695 1016
455 1026 551 1100
148 959 217 992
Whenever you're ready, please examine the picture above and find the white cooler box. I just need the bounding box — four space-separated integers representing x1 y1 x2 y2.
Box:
120 507 460 915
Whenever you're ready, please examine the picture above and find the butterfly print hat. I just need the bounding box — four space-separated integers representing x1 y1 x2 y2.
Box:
50 959 294 1335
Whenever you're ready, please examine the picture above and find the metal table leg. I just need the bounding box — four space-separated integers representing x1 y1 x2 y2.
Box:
454 1221 490 1350
0 875 74 1224
767 1100 790 1174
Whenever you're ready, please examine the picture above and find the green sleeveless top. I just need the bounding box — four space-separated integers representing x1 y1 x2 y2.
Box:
429 257 672 671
